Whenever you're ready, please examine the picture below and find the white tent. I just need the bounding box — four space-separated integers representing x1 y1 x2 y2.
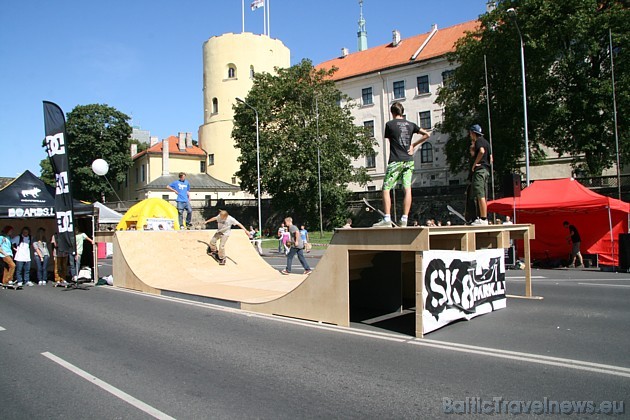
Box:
94 202 123 224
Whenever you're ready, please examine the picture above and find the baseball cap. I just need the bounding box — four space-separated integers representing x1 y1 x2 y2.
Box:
469 124 483 135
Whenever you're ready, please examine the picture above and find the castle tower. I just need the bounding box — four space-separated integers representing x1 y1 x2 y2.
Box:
357 0 368 52
199 33 290 184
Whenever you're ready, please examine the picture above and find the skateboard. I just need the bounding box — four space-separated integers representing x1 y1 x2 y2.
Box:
1 283 23 290
363 197 399 227
447 205 467 224
53 281 72 288
207 247 227 265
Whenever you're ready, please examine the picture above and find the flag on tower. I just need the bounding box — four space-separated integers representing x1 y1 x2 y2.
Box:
251 0 264 10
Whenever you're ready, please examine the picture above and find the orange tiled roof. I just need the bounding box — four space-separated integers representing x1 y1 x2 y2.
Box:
134 135 206 159
316 20 479 81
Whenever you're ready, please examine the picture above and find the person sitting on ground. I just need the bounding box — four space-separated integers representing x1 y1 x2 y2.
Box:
204 210 249 265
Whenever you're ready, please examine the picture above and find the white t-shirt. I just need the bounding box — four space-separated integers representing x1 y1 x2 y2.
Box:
12 235 31 262
216 215 239 236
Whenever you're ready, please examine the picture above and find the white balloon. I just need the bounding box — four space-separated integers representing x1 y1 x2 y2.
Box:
92 159 109 176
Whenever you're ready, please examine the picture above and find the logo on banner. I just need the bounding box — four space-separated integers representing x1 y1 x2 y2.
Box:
8 207 55 218
45 133 66 157
57 210 74 233
424 256 504 319
21 187 42 198
55 171 70 195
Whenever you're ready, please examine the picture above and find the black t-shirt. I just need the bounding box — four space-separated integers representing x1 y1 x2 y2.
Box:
569 225 581 243
384 119 422 163
474 136 491 170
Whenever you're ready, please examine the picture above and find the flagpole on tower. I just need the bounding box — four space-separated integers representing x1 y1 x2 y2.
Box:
263 0 267 35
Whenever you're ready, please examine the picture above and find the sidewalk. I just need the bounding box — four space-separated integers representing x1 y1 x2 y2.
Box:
261 249 325 259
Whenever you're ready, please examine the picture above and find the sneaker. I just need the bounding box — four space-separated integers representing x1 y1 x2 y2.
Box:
399 219 408 227
7 280 16 286
303 270 313 275
568 264 575 268
219 259 226 266
38 281 43 286
280 269 290 275
17 282 23 287
372 219 393 228
471 218 489 226
42 281 47 285
26 281 35 287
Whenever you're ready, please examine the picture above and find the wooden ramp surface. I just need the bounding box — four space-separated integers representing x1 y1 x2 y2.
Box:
113 230 304 304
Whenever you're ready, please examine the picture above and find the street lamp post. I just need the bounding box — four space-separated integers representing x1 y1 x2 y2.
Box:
507 7 531 186
315 97 324 238
236 97 262 233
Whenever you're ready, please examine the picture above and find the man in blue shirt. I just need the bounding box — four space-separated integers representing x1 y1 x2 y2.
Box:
167 172 192 229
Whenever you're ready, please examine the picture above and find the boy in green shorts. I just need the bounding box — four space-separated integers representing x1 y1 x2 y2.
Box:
373 101 430 227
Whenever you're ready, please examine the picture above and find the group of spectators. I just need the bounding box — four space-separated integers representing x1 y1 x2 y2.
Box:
0 225 93 287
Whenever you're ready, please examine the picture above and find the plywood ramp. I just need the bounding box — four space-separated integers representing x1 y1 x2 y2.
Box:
113 230 304 303
113 225 535 331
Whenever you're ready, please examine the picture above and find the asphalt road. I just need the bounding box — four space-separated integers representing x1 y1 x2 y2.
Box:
1 260 629 419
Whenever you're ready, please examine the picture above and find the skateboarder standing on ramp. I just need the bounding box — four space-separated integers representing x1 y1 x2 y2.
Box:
204 210 249 265
372 101 429 228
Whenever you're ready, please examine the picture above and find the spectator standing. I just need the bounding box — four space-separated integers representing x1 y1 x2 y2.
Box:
32 227 50 285
12 227 33 286
564 221 584 268
167 172 192 229
0 226 16 285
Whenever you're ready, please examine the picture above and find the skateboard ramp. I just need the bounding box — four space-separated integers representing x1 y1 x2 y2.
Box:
113 230 304 304
113 224 535 335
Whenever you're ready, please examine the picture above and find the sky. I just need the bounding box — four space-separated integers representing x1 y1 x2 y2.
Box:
0 0 489 178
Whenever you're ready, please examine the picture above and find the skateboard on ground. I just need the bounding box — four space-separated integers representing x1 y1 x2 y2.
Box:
363 197 399 227
447 205 467 224
2 283 23 290
53 281 72 288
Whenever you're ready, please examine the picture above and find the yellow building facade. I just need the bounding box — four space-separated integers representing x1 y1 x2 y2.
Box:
198 32 290 185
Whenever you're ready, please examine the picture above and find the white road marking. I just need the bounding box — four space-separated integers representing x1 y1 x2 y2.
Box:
506 276 546 279
578 283 630 288
101 287 630 379
0 326 5 331
42 352 175 420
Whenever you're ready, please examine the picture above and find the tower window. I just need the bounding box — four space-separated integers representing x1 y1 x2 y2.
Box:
212 98 218 114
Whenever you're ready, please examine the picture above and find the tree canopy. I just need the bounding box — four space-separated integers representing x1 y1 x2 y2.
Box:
437 0 628 179
40 103 132 202
232 59 376 229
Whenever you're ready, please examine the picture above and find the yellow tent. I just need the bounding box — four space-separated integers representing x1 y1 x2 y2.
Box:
116 198 181 231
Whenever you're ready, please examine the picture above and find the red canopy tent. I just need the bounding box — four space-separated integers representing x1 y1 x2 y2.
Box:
488 178 629 266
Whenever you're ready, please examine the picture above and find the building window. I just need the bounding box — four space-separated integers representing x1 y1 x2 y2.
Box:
365 152 376 169
250 65 255 79
417 75 429 94
200 160 206 173
362 87 373 105
442 70 455 87
208 154 215 166
393 80 405 99
162 194 169 200
367 185 376 191
363 120 374 138
135 167 139 183
421 143 433 163
227 65 236 79
141 164 145 182
419 111 432 129
212 98 218 114
231 176 237 185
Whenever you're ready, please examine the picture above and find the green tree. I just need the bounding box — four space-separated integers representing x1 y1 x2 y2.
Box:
40 104 133 201
437 0 628 179
233 59 376 229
